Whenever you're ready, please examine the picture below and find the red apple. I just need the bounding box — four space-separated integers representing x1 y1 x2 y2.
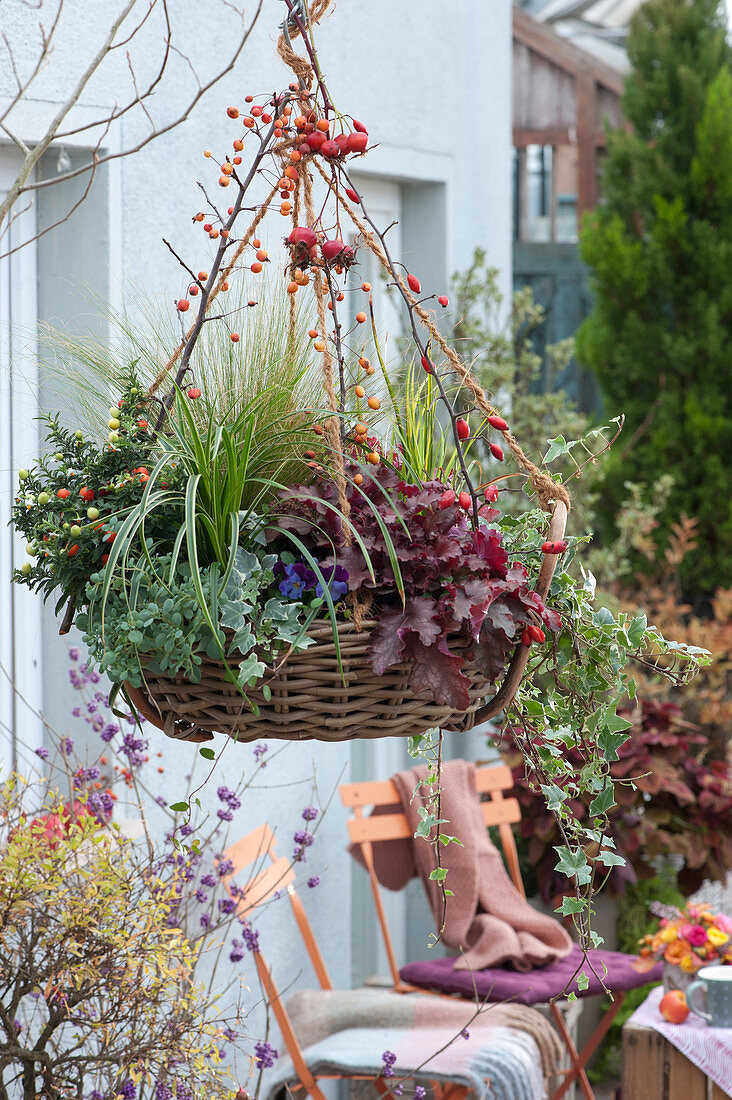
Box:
659 989 690 1024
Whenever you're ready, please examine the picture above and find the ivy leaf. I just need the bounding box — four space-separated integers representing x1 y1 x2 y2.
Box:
556 896 587 916
554 846 592 886
595 849 626 868
576 971 590 992
169 802 189 813
544 435 574 464
199 747 216 760
589 782 616 817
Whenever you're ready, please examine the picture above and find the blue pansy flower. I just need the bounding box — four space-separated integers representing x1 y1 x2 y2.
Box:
279 561 316 599
315 565 349 600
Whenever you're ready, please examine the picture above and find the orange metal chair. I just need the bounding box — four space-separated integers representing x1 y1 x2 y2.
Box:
340 763 628 1100
221 822 470 1100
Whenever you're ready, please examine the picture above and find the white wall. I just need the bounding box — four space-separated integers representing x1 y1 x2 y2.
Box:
0 0 512 1074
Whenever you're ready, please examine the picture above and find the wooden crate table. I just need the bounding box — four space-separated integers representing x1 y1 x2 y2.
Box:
623 987 732 1099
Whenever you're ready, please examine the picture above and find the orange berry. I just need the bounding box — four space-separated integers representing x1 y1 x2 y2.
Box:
204 150 212 158
227 106 240 119
209 229 219 239
280 202 292 215
367 396 381 410
252 239 261 248
251 262 263 274
219 176 231 187
361 281 371 292
287 281 298 294
289 150 302 162
194 212 204 222
366 366 376 376
316 118 329 132
366 452 380 465
312 424 323 435
314 339 326 352
256 249 268 261
232 156 242 165
337 292 345 302
285 165 299 180
355 422 368 435
354 473 364 485
355 311 366 324
221 281 229 291
294 115 307 129
328 301 334 311
221 228 230 238
233 139 244 151
230 332 240 342
308 329 319 339
198 271 208 280
243 117 255 128
221 162 234 175
359 357 370 369
355 384 365 398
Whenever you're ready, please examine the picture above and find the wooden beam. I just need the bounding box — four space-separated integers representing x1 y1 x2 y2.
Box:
514 126 572 147
576 70 597 217
513 6 625 97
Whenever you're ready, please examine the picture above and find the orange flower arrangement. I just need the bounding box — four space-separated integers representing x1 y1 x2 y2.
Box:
639 902 732 974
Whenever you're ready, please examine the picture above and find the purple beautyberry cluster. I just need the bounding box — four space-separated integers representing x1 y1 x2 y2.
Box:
216 785 241 822
254 1040 279 1069
381 1050 397 1078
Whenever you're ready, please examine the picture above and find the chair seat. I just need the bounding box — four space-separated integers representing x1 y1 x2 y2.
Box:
400 944 663 1005
263 1025 549 1100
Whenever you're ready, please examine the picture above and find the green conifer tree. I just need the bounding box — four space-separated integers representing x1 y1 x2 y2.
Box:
577 0 732 596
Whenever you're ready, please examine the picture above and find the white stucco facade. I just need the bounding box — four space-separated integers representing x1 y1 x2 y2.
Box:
0 0 512 1077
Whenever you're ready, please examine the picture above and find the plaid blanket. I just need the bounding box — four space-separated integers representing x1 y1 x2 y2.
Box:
262 987 562 1100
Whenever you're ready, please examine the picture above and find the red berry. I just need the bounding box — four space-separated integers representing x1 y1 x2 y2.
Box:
306 131 327 151
484 484 499 502
187 387 201 400
177 299 190 312
320 139 341 158
287 226 317 249
347 132 368 154
321 238 345 262
458 491 472 511
68 544 79 556
189 285 199 296
57 488 70 499
541 540 568 555
438 490 456 510
79 487 94 502
421 356 433 374
438 295 449 307
527 624 546 644
345 187 360 203
407 272 421 294
101 553 109 565
133 467 149 476
137 419 149 430
490 443 504 462
521 629 533 647
456 418 470 441
353 119 368 134
335 134 350 155
487 415 509 431
104 531 117 544
230 333 240 343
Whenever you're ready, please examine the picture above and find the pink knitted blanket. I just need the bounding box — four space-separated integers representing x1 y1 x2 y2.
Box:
352 759 572 972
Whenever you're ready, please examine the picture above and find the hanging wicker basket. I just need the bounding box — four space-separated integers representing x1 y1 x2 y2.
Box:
127 502 568 744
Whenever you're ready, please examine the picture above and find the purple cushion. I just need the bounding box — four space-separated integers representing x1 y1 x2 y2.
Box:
400 944 663 1006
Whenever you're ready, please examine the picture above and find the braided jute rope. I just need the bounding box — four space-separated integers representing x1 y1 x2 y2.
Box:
148 181 280 398
316 161 571 514
277 0 334 88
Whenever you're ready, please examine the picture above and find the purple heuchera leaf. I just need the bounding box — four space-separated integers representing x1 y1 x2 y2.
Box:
402 634 471 711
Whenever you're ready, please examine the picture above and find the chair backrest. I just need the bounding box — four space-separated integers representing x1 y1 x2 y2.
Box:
340 762 524 989
220 822 333 1100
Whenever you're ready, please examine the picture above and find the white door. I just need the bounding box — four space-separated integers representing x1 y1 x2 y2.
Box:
0 150 43 775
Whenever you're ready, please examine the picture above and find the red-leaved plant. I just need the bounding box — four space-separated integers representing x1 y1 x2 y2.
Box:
500 698 732 900
276 460 560 709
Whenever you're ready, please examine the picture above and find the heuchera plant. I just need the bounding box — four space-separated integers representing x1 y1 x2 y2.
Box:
277 460 560 709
